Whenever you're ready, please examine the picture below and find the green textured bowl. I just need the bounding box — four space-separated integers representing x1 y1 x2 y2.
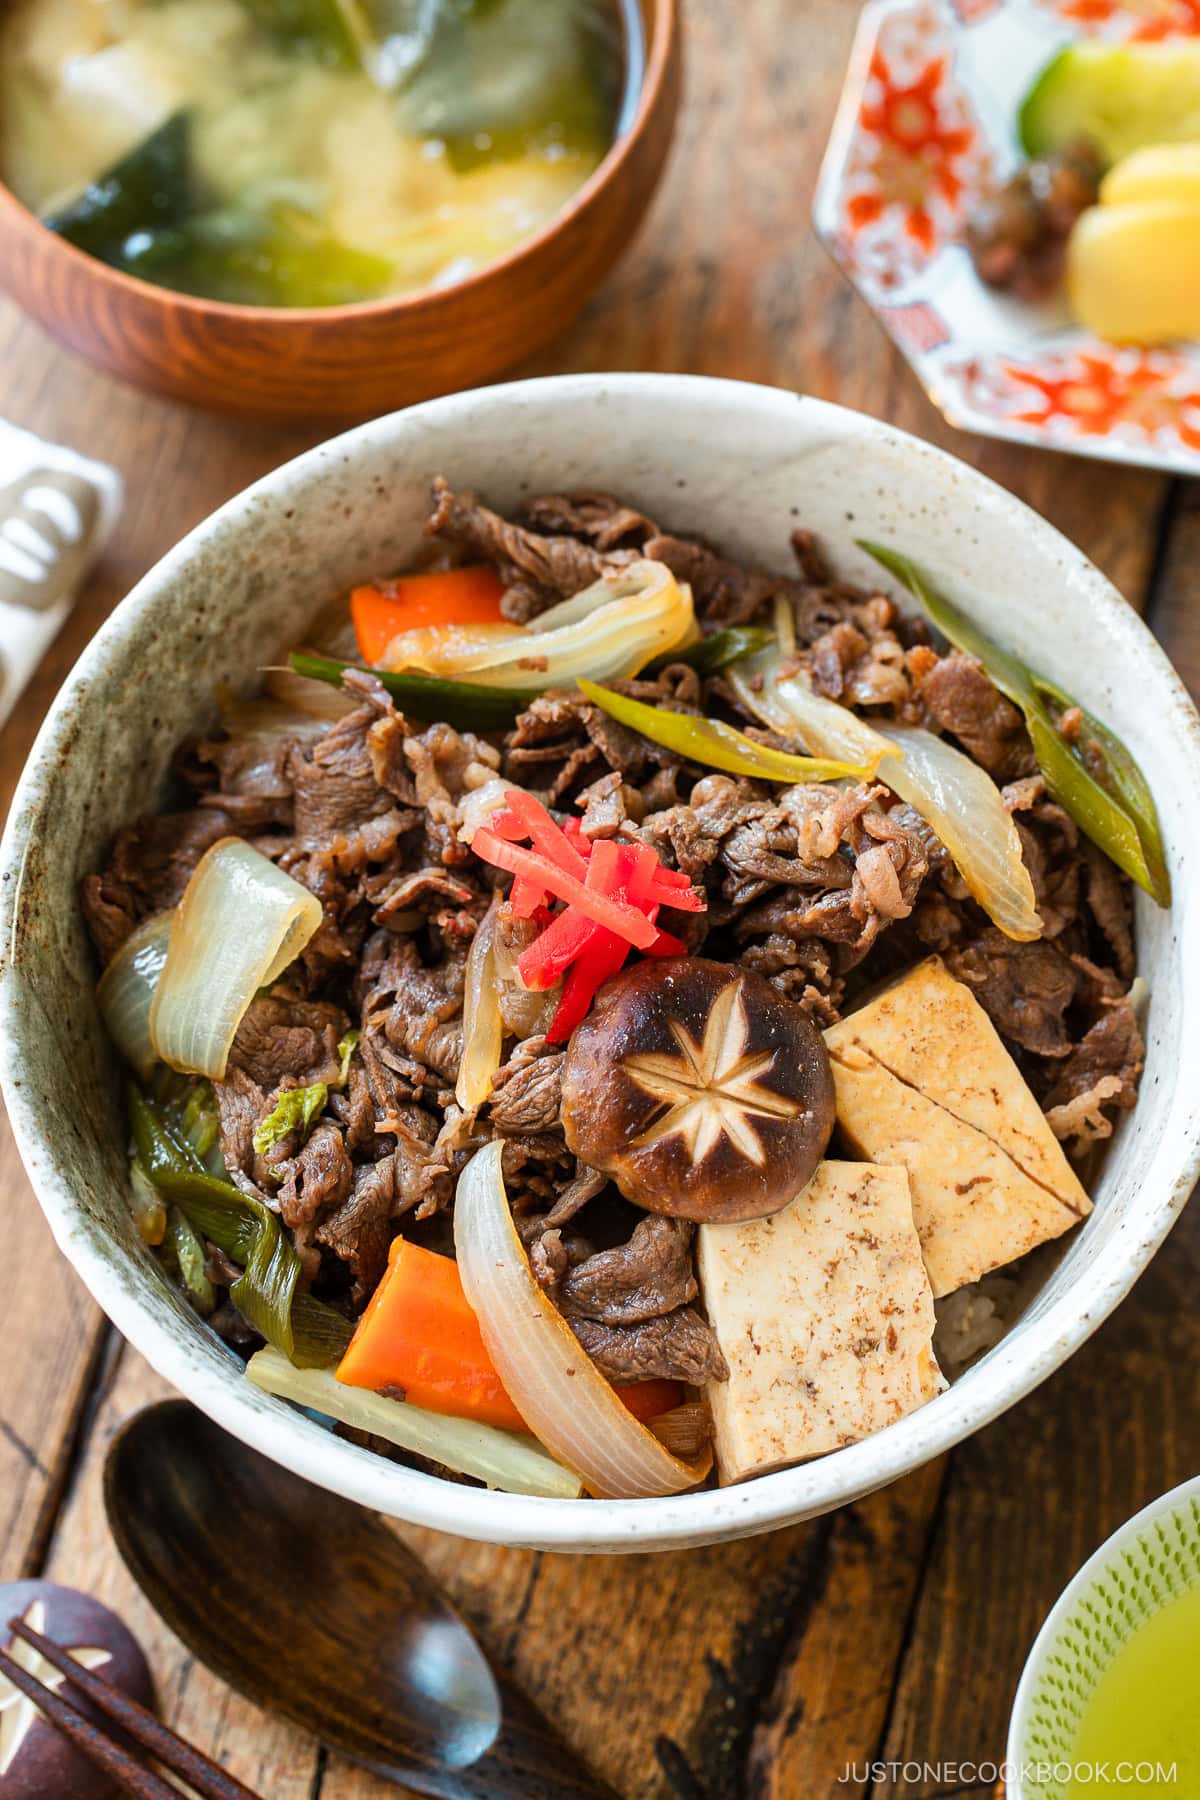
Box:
1007 1476 1200 1798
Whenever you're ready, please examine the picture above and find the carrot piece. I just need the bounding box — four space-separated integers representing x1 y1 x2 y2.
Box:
618 1380 685 1423
351 566 507 663
337 1239 527 1433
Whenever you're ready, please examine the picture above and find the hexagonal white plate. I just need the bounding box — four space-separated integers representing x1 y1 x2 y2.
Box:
814 0 1200 474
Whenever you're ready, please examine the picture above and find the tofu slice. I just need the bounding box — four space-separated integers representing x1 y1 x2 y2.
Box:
697 1161 943 1483
824 956 1091 1298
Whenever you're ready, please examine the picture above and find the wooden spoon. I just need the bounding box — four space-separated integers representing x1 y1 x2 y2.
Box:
102 1400 617 1798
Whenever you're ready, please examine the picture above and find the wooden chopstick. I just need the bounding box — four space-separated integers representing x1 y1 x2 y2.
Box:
5 1617 265 1800
0 1641 180 1800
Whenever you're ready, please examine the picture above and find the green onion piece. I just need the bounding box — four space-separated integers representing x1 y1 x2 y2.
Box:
252 1083 327 1157
859 542 1170 907
289 652 538 731
577 679 873 787
333 1029 360 1089
130 1087 351 1367
644 627 775 678
166 1206 216 1318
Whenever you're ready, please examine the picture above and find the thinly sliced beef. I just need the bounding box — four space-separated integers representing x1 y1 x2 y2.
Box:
426 477 628 622
227 994 348 1090
365 937 466 1085
558 1216 698 1325
917 651 1032 781
569 1310 729 1385
316 1156 396 1301
519 491 657 550
946 930 1078 1057
82 809 234 964
1044 1001 1144 1117
488 1045 564 1134
289 703 393 844
275 1122 353 1231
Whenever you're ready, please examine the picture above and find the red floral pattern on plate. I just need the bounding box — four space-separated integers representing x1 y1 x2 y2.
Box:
1036 0 1200 37
947 349 1200 451
837 4 992 289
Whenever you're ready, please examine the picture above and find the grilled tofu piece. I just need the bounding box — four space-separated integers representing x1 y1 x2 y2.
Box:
697 1161 943 1482
824 956 1091 1298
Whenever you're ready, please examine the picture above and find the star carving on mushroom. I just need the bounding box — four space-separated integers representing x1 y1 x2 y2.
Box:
0 1600 111 1775
560 958 836 1223
624 978 800 1165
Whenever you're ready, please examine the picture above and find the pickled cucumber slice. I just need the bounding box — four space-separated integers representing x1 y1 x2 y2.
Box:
1020 42 1200 165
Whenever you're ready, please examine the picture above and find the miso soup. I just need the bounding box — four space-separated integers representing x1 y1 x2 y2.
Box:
0 0 639 307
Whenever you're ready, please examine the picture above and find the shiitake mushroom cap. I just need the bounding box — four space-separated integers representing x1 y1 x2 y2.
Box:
560 958 835 1223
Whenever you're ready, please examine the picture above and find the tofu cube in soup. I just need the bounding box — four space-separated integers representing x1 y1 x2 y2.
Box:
824 956 1091 1299
697 1161 943 1483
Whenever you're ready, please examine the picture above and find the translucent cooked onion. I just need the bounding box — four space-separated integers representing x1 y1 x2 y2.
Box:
97 911 173 1077
247 1348 583 1499
730 650 1042 942
382 560 695 691
880 724 1042 941
454 1141 712 1499
150 839 323 1080
264 662 358 721
458 777 518 846
456 904 504 1110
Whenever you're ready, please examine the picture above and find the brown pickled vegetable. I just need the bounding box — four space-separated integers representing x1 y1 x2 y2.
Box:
966 137 1102 299
560 958 835 1223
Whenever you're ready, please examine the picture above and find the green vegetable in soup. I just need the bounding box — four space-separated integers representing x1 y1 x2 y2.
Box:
239 0 372 70
44 113 193 261
134 204 394 307
858 542 1170 907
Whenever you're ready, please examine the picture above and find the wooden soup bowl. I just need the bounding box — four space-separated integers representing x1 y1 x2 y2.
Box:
0 0 678 418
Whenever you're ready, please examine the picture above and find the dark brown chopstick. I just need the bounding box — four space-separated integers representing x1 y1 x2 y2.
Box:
5 1617 265 1800
0 1641 180 1800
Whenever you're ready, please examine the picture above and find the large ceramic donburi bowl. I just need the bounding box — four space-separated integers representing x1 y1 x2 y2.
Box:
2 375 1198 1553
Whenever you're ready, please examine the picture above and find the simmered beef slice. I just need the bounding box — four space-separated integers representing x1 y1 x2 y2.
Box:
558 1216 699 1325
570 1310 729 1385
275 1122 353 1230
82 809 234 964
288 702 394 844
227 994 349 1091
364 937 467 1086
945 929 1079 1058
916 651 1033 782
426 478 628 622
518 491 657 550
317 1154 397 1301
487 1044 564 1134
1044 1001 1144 1116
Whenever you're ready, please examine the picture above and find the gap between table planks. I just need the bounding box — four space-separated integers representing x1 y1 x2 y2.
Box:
0 0 1193 1793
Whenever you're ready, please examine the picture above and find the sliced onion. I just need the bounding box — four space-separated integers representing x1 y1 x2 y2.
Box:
382 560 695 691
150 839 322 1080
247 1347 583 1499
456 903 505 1109
97 911 174 1077
730 649 1042 941
454 1141 712 1499
264 662 358 721
880 723 1042 941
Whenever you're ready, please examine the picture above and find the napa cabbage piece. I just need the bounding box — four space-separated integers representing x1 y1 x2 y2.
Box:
247 1347 585 1498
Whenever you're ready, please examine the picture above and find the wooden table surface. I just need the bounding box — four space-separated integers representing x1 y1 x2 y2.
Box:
2 3 1199 1795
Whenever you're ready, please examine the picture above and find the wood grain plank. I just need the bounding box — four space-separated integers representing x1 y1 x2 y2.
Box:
38 1341 327 1799
871 1195 1200 1798
515 0 1166 608
321 1461 946 1800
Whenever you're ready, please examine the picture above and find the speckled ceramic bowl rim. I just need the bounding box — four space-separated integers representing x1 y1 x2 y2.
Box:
1006 1473 1200 1796
3 374 1200 1553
